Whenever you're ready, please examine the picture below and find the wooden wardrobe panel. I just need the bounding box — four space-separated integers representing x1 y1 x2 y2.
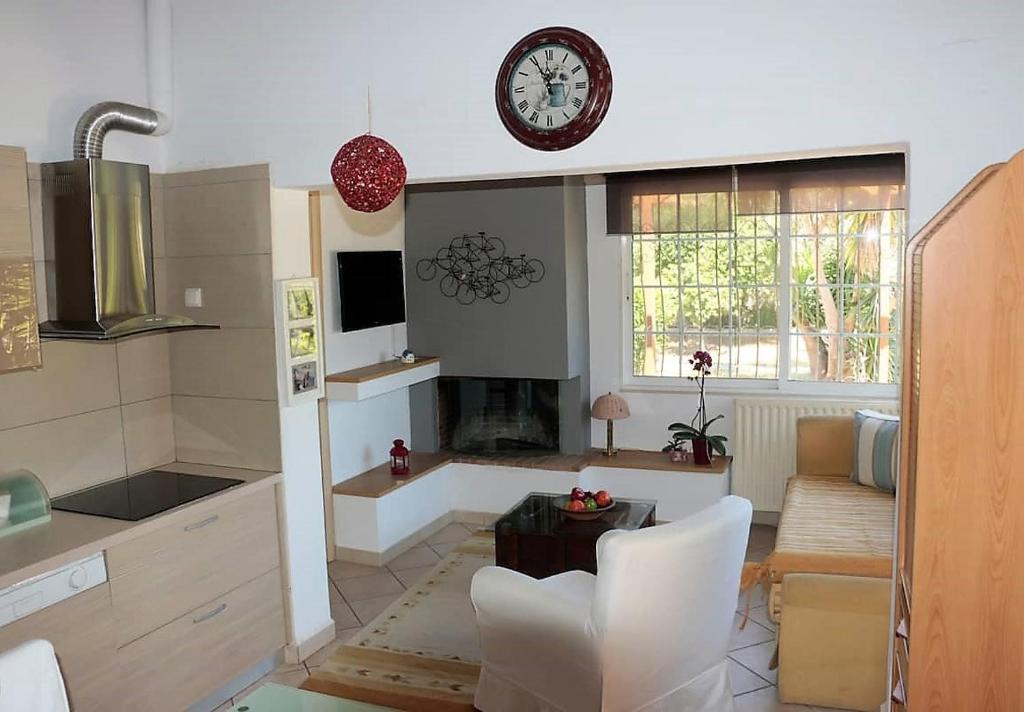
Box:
899 152 1024 710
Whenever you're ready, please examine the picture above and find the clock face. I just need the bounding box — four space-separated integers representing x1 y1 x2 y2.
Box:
507 44 591 132
495 27 612 151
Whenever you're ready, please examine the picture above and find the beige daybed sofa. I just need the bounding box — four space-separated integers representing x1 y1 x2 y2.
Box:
758 415 895 711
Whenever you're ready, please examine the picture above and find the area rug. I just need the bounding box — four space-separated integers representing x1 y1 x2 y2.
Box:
303 533 494 711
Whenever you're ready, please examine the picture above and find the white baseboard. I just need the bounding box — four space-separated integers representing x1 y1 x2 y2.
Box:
284 619 337 664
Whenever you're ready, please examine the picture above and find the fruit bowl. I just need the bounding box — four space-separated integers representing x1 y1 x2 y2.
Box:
554 495 615 521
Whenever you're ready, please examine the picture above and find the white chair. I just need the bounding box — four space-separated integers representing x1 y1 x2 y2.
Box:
0 639 70 712
471 495 752 712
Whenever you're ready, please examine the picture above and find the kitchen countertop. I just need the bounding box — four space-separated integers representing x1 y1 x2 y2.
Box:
0 462 281 592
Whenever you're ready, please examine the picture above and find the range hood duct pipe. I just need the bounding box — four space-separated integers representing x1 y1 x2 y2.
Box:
72 101 170 160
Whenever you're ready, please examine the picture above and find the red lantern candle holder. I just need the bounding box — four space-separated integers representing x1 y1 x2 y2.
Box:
389 438 410 476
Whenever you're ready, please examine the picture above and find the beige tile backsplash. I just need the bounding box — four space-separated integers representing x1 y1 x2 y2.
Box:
163 164 280 471
123 396 176 475
0 336 172 494
0 407 127 497
116 333 172 404
0 341 119 431
163 179 272 257
173 396 281 471
161 164 270 189
170 328 278 401
163 254 275 328
0 162 282 498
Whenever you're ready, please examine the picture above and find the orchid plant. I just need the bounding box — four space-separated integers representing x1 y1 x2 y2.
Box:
663 350 728 457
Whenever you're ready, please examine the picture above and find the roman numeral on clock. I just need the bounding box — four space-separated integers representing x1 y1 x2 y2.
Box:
572 97 584 109
575 81 587 90
546 115 553 127
513 86 525 93
517 100 529 112
529 111 539 123
545 49 554 60
571 64 582 74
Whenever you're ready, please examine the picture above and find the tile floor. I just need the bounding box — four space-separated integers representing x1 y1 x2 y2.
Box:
215 522 853 712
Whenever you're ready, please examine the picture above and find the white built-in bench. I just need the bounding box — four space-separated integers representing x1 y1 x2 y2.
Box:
332 451 732 565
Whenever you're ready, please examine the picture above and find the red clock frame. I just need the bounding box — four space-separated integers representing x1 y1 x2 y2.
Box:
495 27 612 152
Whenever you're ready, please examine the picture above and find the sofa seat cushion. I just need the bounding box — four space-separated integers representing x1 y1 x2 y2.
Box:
766 475 895 581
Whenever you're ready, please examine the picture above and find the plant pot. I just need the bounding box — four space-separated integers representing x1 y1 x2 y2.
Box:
692 438 713 466
669 449 685 463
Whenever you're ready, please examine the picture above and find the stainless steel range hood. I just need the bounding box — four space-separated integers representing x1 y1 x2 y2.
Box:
38 102 217 340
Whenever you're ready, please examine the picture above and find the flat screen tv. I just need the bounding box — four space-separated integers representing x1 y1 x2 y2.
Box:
337 250 406 332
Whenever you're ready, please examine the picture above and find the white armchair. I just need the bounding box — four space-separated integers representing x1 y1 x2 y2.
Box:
0 639 70 712
471 495 752 712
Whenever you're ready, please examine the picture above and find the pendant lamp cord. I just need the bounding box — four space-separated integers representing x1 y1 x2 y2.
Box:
367 85 373 135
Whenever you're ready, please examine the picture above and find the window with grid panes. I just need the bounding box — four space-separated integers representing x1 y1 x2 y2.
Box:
608 155 905 386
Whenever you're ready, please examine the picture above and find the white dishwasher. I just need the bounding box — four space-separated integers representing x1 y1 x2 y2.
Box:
0 553 107 629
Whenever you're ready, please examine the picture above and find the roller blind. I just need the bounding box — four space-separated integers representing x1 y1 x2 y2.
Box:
606 153 905 234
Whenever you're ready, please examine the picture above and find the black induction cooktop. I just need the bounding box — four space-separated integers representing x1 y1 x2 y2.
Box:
50 470 244 521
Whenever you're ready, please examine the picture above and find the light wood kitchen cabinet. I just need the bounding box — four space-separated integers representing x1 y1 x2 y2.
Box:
118 567 285 712
0 145 41 372
0 584 118 712
106 485 280 645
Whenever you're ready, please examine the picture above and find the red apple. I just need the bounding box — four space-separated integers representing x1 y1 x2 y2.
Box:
595 490 612 507
567 499 586 512
570 487 586 501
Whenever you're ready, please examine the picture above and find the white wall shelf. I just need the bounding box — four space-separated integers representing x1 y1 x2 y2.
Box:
325 356 440 402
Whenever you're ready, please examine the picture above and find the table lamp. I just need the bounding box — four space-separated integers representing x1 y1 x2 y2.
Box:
591 392 630 456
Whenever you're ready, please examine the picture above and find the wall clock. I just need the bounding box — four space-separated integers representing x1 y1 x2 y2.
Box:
495 26 612 151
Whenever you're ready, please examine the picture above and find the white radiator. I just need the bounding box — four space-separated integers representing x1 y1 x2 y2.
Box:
733 398 898 512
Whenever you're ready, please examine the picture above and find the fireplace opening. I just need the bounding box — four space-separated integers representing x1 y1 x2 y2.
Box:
438 377 559 454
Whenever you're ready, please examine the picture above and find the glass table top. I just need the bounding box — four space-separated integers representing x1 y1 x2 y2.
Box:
494 491 656 537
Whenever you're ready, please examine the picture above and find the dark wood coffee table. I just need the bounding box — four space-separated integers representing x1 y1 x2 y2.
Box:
494 492 656 578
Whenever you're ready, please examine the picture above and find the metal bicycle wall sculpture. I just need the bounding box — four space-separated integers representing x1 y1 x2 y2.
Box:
415 232 545 305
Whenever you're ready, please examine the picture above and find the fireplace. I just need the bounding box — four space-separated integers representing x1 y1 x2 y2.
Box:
438 377 559 454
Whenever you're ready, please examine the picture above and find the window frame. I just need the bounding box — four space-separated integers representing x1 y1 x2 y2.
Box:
620 208 901 399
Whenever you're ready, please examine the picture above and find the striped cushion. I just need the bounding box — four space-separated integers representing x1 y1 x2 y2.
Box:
851 410 900 493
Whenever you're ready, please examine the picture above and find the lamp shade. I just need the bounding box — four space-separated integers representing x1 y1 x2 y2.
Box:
330 134 407 213
592 392 630 420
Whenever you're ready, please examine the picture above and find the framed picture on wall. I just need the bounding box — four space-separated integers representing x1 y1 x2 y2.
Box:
274 277 325 405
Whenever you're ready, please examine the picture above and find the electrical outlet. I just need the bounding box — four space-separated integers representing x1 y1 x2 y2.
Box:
184 287 203 308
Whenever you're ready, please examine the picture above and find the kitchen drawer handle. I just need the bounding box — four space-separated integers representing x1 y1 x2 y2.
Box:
184 515 219 532
192 602 227 624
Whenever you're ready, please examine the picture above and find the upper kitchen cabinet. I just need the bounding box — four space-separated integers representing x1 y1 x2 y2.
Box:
0 146 40 372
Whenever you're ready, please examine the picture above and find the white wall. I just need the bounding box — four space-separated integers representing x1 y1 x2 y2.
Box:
328 391 412 485
319 190 406 374
165 0 1024 457
0 0 162 166
165 0 1024 234
269 188 333 650
318 189 412 484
